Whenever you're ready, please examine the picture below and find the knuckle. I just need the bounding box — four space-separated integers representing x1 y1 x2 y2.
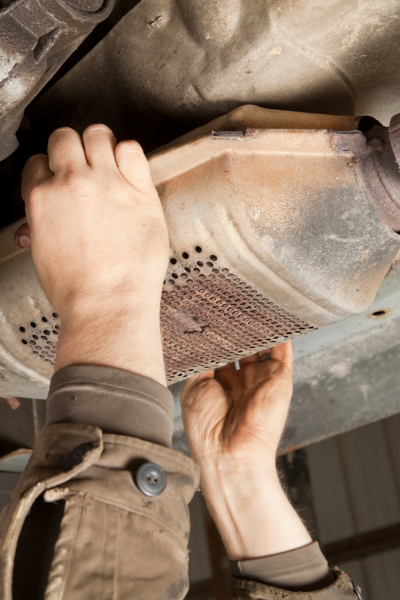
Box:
84 123 113 137
59 169 92 196
23 154 44 173
49 127 76 141
118 139 144 157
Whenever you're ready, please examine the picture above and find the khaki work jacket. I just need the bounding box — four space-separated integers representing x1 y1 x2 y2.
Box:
0 422 358 600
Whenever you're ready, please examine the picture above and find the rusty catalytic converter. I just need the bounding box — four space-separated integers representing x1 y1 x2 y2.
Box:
1 106 400 397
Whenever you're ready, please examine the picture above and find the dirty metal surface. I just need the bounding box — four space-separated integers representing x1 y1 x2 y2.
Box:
24 0 400 158
1 126 400 395
0 0 114 161
329 126 400 232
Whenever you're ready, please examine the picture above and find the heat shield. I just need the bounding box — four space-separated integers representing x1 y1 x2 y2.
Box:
1 120 400 396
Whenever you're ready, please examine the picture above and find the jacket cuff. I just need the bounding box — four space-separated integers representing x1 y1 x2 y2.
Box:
231 569 357 599
230 541 334 591
46 366 174 447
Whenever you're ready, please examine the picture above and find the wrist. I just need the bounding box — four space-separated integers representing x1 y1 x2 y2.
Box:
55 293 166 386
200 462 311 561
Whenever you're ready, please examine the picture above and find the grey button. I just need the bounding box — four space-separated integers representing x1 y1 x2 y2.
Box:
60 443 92 470
136 462 167 497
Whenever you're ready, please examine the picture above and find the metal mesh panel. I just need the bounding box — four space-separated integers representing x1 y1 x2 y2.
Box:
162 248 315 383
16 249 315 381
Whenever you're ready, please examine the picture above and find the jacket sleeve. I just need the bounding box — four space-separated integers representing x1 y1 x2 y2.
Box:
0 367 200 600
0 365 357 600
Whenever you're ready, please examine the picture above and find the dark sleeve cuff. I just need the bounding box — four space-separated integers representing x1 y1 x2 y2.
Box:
46 366 174 448
230 541 334 592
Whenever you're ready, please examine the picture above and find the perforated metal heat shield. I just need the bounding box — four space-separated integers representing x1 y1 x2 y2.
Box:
162 253 312 383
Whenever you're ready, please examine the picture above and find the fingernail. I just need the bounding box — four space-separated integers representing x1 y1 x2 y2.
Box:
18 235 31 249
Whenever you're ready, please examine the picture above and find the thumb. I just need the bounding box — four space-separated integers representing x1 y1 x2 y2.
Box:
115 140 157 197
14 222 31 249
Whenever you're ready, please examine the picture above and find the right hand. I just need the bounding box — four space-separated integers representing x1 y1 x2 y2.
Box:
181 342 294 473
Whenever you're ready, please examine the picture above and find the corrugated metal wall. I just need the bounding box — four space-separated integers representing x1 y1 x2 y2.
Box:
307 413 400 600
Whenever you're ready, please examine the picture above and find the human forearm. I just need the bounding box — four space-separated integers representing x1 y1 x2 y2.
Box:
181 345 344 594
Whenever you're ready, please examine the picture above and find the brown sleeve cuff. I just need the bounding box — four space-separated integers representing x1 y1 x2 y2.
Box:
230 541 334 592
46 366 174 448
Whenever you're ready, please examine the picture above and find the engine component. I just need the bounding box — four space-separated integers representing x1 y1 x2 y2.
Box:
1 108 400 398
0 0 114 161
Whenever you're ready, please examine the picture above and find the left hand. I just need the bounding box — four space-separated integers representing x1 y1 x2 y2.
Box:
15 124 169 385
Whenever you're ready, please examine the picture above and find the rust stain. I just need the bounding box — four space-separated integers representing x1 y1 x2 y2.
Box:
329 127 400 232
367 308 391 320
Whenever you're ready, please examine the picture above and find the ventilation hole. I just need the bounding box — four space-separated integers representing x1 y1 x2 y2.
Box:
182 252 189 259
210 255 217 261
29 341 35 345
372 310 386 316
32 335 38 340
195 246 202 253
181 273 188 279
55 325 60 330
30 322 36 328
42 317 48 323
172 273 178 279
53 313 58 318
170 258 177 265
193 268 200 273
22 339 27 345
206 262 213 268
41 336 47 340
168 279 174 285
33 351 39 355
52 330 58 335
19 327 25 333
45 359 51 363
43 330 50 335
35 346 41 350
